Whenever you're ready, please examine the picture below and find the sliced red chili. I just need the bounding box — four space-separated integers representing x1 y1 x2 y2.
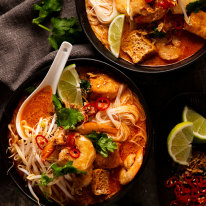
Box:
174 19 184 30
82 103 98 116
35 135 48 150
165 177 178 188
184 173 194 183
158 0 174 9
69 148 80 159
195 176 203 187
66 133 76 148
183 187 191 194
197 193 206 204
95 97 110 111
177 194 191 204
158 1 168 8
170 200 178 206
145 0 154 3
166 0 175 7
200 186 206 193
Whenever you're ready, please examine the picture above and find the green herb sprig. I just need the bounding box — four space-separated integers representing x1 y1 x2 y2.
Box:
80 80 91 93
39 161 86 186
85 131 117 157
51 161 86 177
32 0 85 50
52 94 84 130
186 0 206 14
153 28 166 38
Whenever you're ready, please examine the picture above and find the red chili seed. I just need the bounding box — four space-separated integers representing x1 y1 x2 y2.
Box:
69 148 80 159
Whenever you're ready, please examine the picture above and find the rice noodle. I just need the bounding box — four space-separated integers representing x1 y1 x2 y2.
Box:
88 0 118 24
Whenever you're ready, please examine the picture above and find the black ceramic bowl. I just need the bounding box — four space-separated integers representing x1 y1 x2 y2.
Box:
75 1 206 74
0 58 152 206
155 92 206 206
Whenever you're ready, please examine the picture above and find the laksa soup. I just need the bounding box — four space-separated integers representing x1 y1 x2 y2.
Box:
8 64 147 206
86 0 206 66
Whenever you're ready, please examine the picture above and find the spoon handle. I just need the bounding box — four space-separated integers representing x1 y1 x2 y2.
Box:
38 41 72 93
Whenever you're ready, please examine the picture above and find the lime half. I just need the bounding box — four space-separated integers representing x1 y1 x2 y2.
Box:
108 14 125 58
167 122 193 165
183 106 206 142
57 64 83 108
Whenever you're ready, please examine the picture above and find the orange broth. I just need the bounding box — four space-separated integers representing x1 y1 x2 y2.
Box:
21 86 54 127
143 31 205 66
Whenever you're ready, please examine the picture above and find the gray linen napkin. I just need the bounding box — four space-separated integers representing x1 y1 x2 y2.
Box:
0 0 95 117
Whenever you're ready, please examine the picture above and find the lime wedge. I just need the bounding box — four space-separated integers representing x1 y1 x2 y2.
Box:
108 14 125 58
57 64 83 108
183 106 206 142
167 122 193 165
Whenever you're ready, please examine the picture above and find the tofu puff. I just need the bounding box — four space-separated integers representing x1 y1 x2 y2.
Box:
86 0 206 66
8 68 147 206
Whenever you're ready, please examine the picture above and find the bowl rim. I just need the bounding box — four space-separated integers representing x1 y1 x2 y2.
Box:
75 0 206 74
0 58 152 206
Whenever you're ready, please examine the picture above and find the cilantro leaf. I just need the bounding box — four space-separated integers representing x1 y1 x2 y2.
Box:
85 131 117 157
32 0 85 50
56 108 84 130
32 0 62 25
48 17 84 50
25 85 36 94
80 80 91 93
39 173 53 186
52 94 62 110
153 28 166 38
186 0 206 14
51 161 86 177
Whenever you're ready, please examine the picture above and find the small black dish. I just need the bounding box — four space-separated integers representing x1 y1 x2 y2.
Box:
155 92 206 206
0 58 152 206
75 0 206 74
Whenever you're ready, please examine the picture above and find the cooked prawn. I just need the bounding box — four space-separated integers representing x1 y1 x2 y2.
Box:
77 122 118 135
41 128 66 162
58 135 96 171
156 36 181 61
119 146 143 185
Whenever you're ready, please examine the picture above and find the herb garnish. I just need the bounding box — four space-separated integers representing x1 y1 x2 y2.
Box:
85 131 117 157
186 0 206 14
51 161 86 177
56 108 84 129
32 0 62 25
39 161 85 186
25 85 36 94
39 173 53 186
80 80 91 93
52 94 84 129
153 27 166 38
32 0 85 49
48 17 83 50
